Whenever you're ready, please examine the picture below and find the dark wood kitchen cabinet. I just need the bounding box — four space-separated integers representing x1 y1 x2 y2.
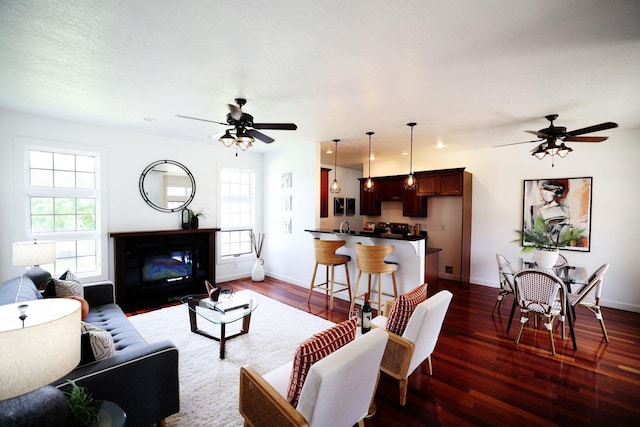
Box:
402 187 427 217
416 169 463 196
320 168 330 218
359 178 381 216
380 177 404 200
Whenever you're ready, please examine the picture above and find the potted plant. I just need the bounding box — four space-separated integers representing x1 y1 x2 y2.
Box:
61 380 98 427
188 209 205 229
513 215 585 268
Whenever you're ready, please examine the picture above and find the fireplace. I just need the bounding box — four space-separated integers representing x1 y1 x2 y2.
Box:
110 228 220 312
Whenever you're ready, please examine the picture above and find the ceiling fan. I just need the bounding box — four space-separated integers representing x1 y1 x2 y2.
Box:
494 114 618 166
176 98 297 151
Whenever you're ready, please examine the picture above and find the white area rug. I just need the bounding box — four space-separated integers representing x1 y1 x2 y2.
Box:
128 292 334 426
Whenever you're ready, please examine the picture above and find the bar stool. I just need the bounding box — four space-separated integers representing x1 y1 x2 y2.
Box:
307 238 352 310
350 242 399 313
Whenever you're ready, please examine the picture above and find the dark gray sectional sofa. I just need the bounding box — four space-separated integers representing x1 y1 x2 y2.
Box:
0 275 180 427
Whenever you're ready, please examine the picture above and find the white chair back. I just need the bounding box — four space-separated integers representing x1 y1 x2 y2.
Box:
496 253 516 293
297 328 388 427
402 290 453 376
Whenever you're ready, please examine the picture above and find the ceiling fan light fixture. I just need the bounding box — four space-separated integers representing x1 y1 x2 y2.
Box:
237 129 255 145
404 122 417 190
364 131 375 192
219 129 236 147
330 139 341 194
532 145 547 160
557 143 573 158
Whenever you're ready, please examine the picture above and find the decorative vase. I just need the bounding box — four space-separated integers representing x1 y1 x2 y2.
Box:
190 216 199 229
533 249 559 269
251 258 265 281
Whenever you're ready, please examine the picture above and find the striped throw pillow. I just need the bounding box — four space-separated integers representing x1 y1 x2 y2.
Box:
286 317 357 407
385 283 428 335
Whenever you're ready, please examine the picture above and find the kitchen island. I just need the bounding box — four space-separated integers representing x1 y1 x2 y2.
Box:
305 229 441 306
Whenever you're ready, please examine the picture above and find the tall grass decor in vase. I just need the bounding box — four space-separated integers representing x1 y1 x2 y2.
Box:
250 231 265 281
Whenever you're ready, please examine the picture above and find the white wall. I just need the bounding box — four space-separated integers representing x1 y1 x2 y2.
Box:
0 108 262 284
318 165 363 231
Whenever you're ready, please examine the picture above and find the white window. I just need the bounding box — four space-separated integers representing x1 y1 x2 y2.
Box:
220 168 254 258
26 148 102 278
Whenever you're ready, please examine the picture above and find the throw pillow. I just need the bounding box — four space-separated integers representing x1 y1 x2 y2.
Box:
286 317 357 407
53 278 84 299
385 283 428 336
66 295 90 320
80 321 115 365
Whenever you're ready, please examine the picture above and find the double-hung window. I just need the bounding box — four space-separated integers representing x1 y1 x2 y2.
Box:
26 147 102 278
220 168 254 258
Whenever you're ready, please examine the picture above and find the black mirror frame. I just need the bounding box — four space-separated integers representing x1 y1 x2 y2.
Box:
139 160 196 213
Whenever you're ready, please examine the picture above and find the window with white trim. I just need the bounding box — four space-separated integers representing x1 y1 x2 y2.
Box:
26 148 101 277
220 168 254 258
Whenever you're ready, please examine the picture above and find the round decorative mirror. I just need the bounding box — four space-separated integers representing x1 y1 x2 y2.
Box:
139 160 196 212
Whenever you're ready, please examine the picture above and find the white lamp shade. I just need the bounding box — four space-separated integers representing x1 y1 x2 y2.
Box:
12 241 56 267
0 298 81 400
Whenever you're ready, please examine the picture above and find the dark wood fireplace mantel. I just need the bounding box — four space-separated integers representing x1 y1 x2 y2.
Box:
110 228 220 311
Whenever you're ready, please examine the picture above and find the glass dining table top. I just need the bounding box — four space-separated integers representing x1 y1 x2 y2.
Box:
515 258 588 289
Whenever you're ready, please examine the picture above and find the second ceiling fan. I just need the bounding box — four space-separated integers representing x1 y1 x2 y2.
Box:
495 114 618 165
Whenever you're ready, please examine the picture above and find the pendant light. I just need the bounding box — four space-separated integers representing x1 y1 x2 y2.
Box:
330 139 341 193
364 131 375 192
404 122 417 190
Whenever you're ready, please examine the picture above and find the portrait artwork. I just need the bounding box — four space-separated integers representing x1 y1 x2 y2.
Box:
522 177 593 252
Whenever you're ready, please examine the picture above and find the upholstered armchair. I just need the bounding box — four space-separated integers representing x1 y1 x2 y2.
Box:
239 328 388 427
372 290 453 406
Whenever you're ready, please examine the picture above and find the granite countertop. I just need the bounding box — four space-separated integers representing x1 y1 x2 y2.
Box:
304 229 427 242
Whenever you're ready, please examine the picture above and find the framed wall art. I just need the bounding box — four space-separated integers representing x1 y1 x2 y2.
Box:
522 177 593 252
346 198 356 215
334 197 345 215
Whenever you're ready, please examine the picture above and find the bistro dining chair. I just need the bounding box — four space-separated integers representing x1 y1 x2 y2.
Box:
554 253 569 267
513 268 576 355
493 253 516 314
568 263 610 342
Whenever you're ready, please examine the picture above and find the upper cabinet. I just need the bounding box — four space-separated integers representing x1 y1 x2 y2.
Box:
320 168 330 218
359 178 382 216
416 169 464 196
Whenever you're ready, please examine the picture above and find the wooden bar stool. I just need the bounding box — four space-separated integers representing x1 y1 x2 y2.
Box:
307 238 352 310
350 242 399 313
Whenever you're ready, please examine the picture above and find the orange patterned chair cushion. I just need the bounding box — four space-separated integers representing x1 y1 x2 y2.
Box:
286 317 357 407
385 283 428 335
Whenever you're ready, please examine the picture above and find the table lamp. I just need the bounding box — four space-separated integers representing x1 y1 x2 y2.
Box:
12 240 56 287
0 298 81 400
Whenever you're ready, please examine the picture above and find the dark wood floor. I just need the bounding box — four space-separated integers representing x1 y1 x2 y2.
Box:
132 276 640 426
223 276 640 427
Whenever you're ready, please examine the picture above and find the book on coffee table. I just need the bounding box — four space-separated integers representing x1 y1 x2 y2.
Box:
211 298 250 313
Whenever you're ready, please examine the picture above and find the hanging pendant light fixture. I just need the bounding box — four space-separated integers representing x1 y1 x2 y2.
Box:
404 122 417 190
364 131 375 192
330 139 341 193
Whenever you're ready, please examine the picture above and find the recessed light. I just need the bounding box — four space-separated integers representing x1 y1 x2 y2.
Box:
144 117 157 122
402 151 408 156
326 149 333 154
436 140 444 149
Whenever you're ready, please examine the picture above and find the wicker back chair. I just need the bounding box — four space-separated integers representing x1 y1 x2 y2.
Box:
554 253 569 267
493 253 516 313
239 329 388 427
568 263 610 342
514 269 568 355
350 242 399 313
307 238 352 311
371 290 453 406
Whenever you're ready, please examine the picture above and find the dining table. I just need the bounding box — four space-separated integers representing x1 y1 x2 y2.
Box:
505 258 589 350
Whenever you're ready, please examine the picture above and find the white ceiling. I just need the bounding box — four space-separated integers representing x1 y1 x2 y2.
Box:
1 0 639 170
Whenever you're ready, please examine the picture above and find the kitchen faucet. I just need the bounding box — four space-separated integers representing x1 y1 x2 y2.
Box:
339 220 350 234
